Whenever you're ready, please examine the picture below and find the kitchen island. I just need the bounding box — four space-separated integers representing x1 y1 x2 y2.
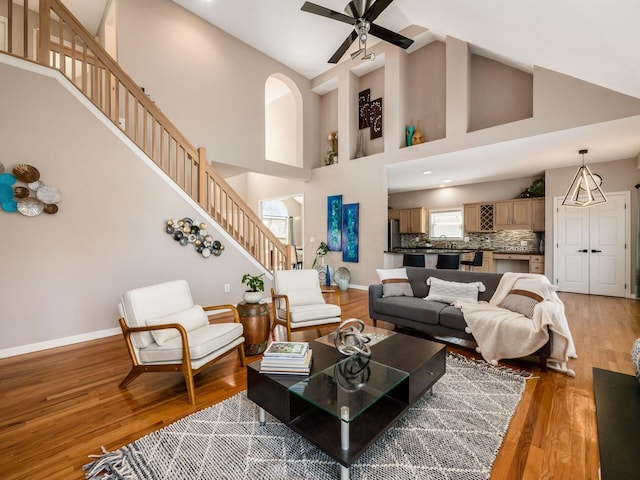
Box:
384 248 475 269
384 249 543 273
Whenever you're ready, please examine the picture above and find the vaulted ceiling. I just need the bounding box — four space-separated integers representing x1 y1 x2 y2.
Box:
64 0 640 191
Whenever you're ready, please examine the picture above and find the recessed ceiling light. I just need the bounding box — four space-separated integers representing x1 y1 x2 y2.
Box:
422 170 432 175
443 179 452 183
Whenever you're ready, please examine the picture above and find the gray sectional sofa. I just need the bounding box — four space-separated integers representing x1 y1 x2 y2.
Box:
368 267 550 368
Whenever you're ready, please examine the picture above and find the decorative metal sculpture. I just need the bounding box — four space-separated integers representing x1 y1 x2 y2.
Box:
335 355 371 391
0 163 62 215
165 217 224 258
333 318 372 357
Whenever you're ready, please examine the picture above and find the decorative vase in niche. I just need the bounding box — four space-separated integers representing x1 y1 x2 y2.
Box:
632 337 640 384
243 291 262 304
355 131 366 158
412 120 425 145
405 125 415 146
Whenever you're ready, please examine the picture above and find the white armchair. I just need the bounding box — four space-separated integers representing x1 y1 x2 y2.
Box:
117 279 245 405
270 269 342 341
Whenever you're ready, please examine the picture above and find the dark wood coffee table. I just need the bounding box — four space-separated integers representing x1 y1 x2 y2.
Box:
247 329 446 479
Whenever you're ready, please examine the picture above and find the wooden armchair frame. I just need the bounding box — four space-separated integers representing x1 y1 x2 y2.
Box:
270 287 341 341
118 304 245 405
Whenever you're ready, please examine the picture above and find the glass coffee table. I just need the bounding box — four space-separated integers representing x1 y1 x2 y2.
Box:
288 356 408 479
247 328 446 479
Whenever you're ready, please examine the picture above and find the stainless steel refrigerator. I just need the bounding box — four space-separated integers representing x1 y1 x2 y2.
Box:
387 219 400 251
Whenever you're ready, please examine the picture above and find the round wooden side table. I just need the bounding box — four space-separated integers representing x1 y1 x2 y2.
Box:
237 301 271 355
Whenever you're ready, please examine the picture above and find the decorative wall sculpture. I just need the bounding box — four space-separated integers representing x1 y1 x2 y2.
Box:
165 217 224 258
327 194 342 251
358 89 370 129
370 98 383 139
342 203 359 263
0 162 62 215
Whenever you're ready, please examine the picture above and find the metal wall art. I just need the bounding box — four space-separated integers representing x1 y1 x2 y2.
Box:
342 202 359 263
327 194 342 251
0 162 62 215
165 217 224 258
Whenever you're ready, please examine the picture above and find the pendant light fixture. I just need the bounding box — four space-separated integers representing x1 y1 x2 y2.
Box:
562 149 607 207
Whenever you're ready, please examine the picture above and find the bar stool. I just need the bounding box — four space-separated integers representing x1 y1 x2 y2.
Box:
436 254 460 269
460 251 483 271
403 254 425 267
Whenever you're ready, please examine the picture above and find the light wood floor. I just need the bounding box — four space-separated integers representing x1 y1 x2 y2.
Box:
1 289 639 480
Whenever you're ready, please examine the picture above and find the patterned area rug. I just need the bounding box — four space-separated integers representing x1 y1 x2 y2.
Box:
84 353 527 480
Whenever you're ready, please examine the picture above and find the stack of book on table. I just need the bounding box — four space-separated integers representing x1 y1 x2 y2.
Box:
259 341 313 375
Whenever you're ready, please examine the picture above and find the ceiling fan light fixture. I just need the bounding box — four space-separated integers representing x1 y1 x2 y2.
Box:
361 51 375 61
562 149 607 207
351 47 365 59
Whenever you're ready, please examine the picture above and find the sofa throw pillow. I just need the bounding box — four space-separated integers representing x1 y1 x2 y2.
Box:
376 268 414 297
425 277 486 304
498 277 556 319
499 290 542 319
146 304 209 345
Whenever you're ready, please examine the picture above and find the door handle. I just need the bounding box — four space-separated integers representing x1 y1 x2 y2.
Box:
591 249 602 253
578 249 588 253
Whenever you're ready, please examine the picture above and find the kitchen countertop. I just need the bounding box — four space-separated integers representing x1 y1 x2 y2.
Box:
387 248 475 254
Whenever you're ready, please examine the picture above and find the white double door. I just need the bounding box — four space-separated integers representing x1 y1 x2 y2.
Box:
554 192 629 297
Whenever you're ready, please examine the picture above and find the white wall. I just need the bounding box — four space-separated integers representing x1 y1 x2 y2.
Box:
0 59 266 354
115 0 319 180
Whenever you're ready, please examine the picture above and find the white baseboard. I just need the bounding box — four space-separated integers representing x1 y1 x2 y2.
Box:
0 328 121 359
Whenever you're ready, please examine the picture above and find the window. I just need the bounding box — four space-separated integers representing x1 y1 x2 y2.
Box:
260 199 288 243
430 209 463 240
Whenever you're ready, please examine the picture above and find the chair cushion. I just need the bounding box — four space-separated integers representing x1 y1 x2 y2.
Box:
376 268 414 297
373 296 444 325
286 287 325 307
146 305 209 345
138 322 243 363
121 279 194 349
279 303 341 323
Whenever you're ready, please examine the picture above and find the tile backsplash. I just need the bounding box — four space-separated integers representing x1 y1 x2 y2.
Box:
403 230 543 253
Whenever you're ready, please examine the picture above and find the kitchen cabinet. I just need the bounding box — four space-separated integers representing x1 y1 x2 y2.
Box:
494 199 532 230
531 198 545 231
529 255 545 273
491 253 544 274
388 209 401 221
392 207 428 234
463 203 494 233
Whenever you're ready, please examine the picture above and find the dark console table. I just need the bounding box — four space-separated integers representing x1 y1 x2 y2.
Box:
592 367 640 480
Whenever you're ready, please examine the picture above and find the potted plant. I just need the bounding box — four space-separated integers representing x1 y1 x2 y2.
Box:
241 273 265 304
312 241 328 269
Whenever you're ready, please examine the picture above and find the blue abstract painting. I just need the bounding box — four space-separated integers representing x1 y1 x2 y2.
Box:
342 203 359 263
327 195 342 251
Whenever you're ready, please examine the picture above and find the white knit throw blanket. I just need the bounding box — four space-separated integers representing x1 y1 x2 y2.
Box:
455 273 577 376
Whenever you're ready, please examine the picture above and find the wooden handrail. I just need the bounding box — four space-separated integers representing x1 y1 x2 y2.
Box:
11 0 290 273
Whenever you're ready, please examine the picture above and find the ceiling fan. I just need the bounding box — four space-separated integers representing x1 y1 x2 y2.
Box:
301 0 414 63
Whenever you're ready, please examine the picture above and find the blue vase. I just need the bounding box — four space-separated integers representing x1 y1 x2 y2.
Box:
326 265 331 286
405 125 415 147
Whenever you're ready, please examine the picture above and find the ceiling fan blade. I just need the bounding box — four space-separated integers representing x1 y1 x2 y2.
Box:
369 23 414 49
301 2 355 25
365 0 394 22
329 30 359 63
